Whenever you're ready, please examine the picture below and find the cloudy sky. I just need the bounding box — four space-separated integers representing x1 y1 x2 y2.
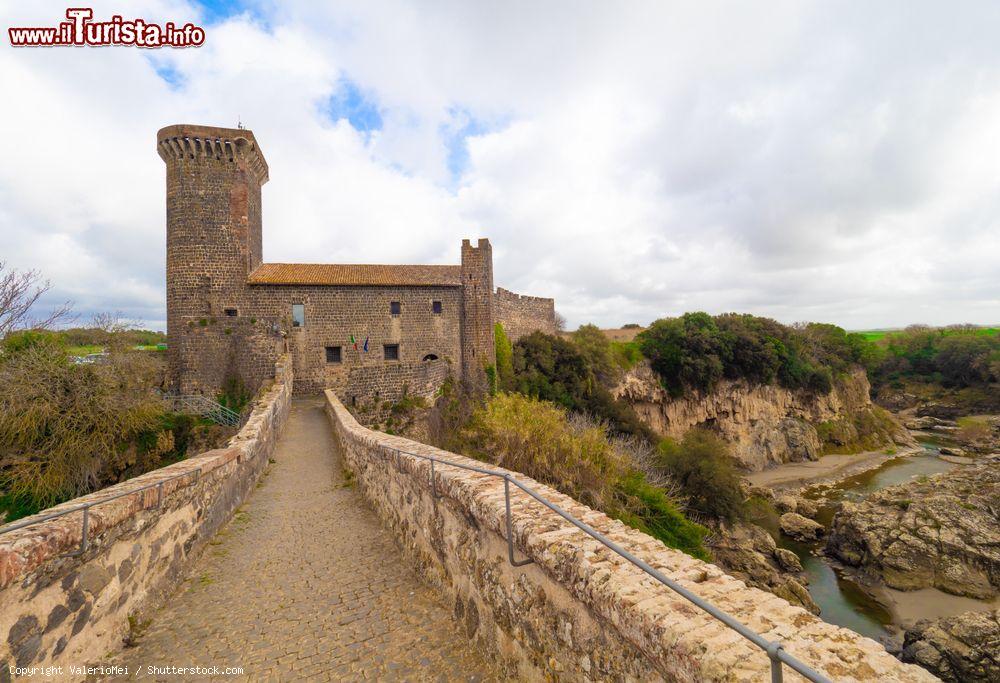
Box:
2 0 999 331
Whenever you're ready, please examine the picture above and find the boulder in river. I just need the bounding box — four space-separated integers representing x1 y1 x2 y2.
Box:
774 547 803 572
902 608 1000 682
706 522 820 614
826 461 1000 599
779 512 824 541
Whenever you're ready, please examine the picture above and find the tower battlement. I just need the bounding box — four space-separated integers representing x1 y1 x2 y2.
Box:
157 124 269 185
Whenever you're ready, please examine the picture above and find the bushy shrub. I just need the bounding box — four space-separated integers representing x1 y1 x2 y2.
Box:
511 331 656 442
464 393 708 559
637 312 848 397
494 322 514 391
572 324 619 384
657 430 746 522
0 337 165 516
218 372 252 413
868 325 999 390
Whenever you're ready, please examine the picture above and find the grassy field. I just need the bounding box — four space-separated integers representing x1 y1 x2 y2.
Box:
858 327 999 342
66 344 105 356
67 344 166 355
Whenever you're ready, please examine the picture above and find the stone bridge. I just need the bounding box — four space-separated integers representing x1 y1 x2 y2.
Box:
0 358 936 681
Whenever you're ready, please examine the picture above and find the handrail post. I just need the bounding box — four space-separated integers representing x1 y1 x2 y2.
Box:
767 641 784 683
78 506 90 555
504 475 533 567
157 481 164 509
430 459 438 499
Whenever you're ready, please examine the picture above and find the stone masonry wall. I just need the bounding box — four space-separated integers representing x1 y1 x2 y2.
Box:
339 358 451 424
494 287 556 342
324 391 936 682
255 284 462 396
0 356 293 680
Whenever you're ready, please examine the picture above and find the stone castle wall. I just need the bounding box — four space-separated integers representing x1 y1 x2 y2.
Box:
324 391 935 682
494 287 556 341
265 284 462 396
160 124 553 401
339 358 451 423
0 356 293 678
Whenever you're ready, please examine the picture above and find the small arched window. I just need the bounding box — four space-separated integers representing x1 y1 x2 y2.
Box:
422 354 439 362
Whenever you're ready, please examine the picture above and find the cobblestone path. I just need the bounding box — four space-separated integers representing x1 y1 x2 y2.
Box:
112 397 493 682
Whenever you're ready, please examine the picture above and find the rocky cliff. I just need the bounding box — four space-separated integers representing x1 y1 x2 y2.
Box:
902 609 1000 682
826 459 1000 599
613 362 911 471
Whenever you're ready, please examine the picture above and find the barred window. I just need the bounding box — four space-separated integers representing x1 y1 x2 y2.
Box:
384 344 399 361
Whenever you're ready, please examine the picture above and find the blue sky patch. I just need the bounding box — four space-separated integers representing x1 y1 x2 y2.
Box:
192 0 252 24
326 79 384 134
441 107 493 179
148 58 185 90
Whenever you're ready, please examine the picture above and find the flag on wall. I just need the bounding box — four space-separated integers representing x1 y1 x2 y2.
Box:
350 334 357 350
363 336 369 352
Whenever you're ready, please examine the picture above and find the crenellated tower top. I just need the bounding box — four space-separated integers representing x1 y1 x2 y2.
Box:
157 124 269 185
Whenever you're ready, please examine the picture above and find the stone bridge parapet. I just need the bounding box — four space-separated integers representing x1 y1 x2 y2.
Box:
0 355 293 677
324 391 936 682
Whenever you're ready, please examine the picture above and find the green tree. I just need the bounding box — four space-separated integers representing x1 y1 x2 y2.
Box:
658 430 746 522
637 313 726 396
494 322 514 391
936 335 995 386
511 331 655 441
572 324 617 384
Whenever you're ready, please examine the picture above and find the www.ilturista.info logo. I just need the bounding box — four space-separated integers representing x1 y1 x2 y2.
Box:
8 8 205 48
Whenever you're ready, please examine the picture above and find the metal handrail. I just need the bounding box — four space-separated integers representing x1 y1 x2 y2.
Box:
162 394 245 427
379 442 832 683
0 468 201 555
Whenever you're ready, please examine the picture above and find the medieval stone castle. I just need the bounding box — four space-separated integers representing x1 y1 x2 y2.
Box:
159 124 556 405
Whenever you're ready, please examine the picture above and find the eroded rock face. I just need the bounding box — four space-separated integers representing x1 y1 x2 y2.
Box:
902 609 1000 682
613 362 911 471
779 513 824 542
826 461 1000 599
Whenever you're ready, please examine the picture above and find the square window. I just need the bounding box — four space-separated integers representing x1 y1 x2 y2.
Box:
224 308 238 317
432 300 442 314
325 346 342 363
390 301 401 316
384 344 399 361
291 304 305 327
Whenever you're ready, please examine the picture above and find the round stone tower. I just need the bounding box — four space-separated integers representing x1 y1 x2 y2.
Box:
157 124 269 393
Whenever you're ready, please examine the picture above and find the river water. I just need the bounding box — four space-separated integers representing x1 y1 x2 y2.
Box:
753 440 963 642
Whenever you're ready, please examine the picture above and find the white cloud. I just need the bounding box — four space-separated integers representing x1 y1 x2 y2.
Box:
1 0 998 331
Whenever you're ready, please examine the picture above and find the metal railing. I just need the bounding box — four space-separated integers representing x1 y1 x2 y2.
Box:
0 468 201 555
381 442 832 683
163 394 245 427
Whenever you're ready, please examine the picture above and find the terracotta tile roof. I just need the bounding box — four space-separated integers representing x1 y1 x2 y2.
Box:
247 263 462 287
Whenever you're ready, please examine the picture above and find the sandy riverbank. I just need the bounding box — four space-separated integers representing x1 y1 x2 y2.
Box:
744 446 922 490
882 586 1000 628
